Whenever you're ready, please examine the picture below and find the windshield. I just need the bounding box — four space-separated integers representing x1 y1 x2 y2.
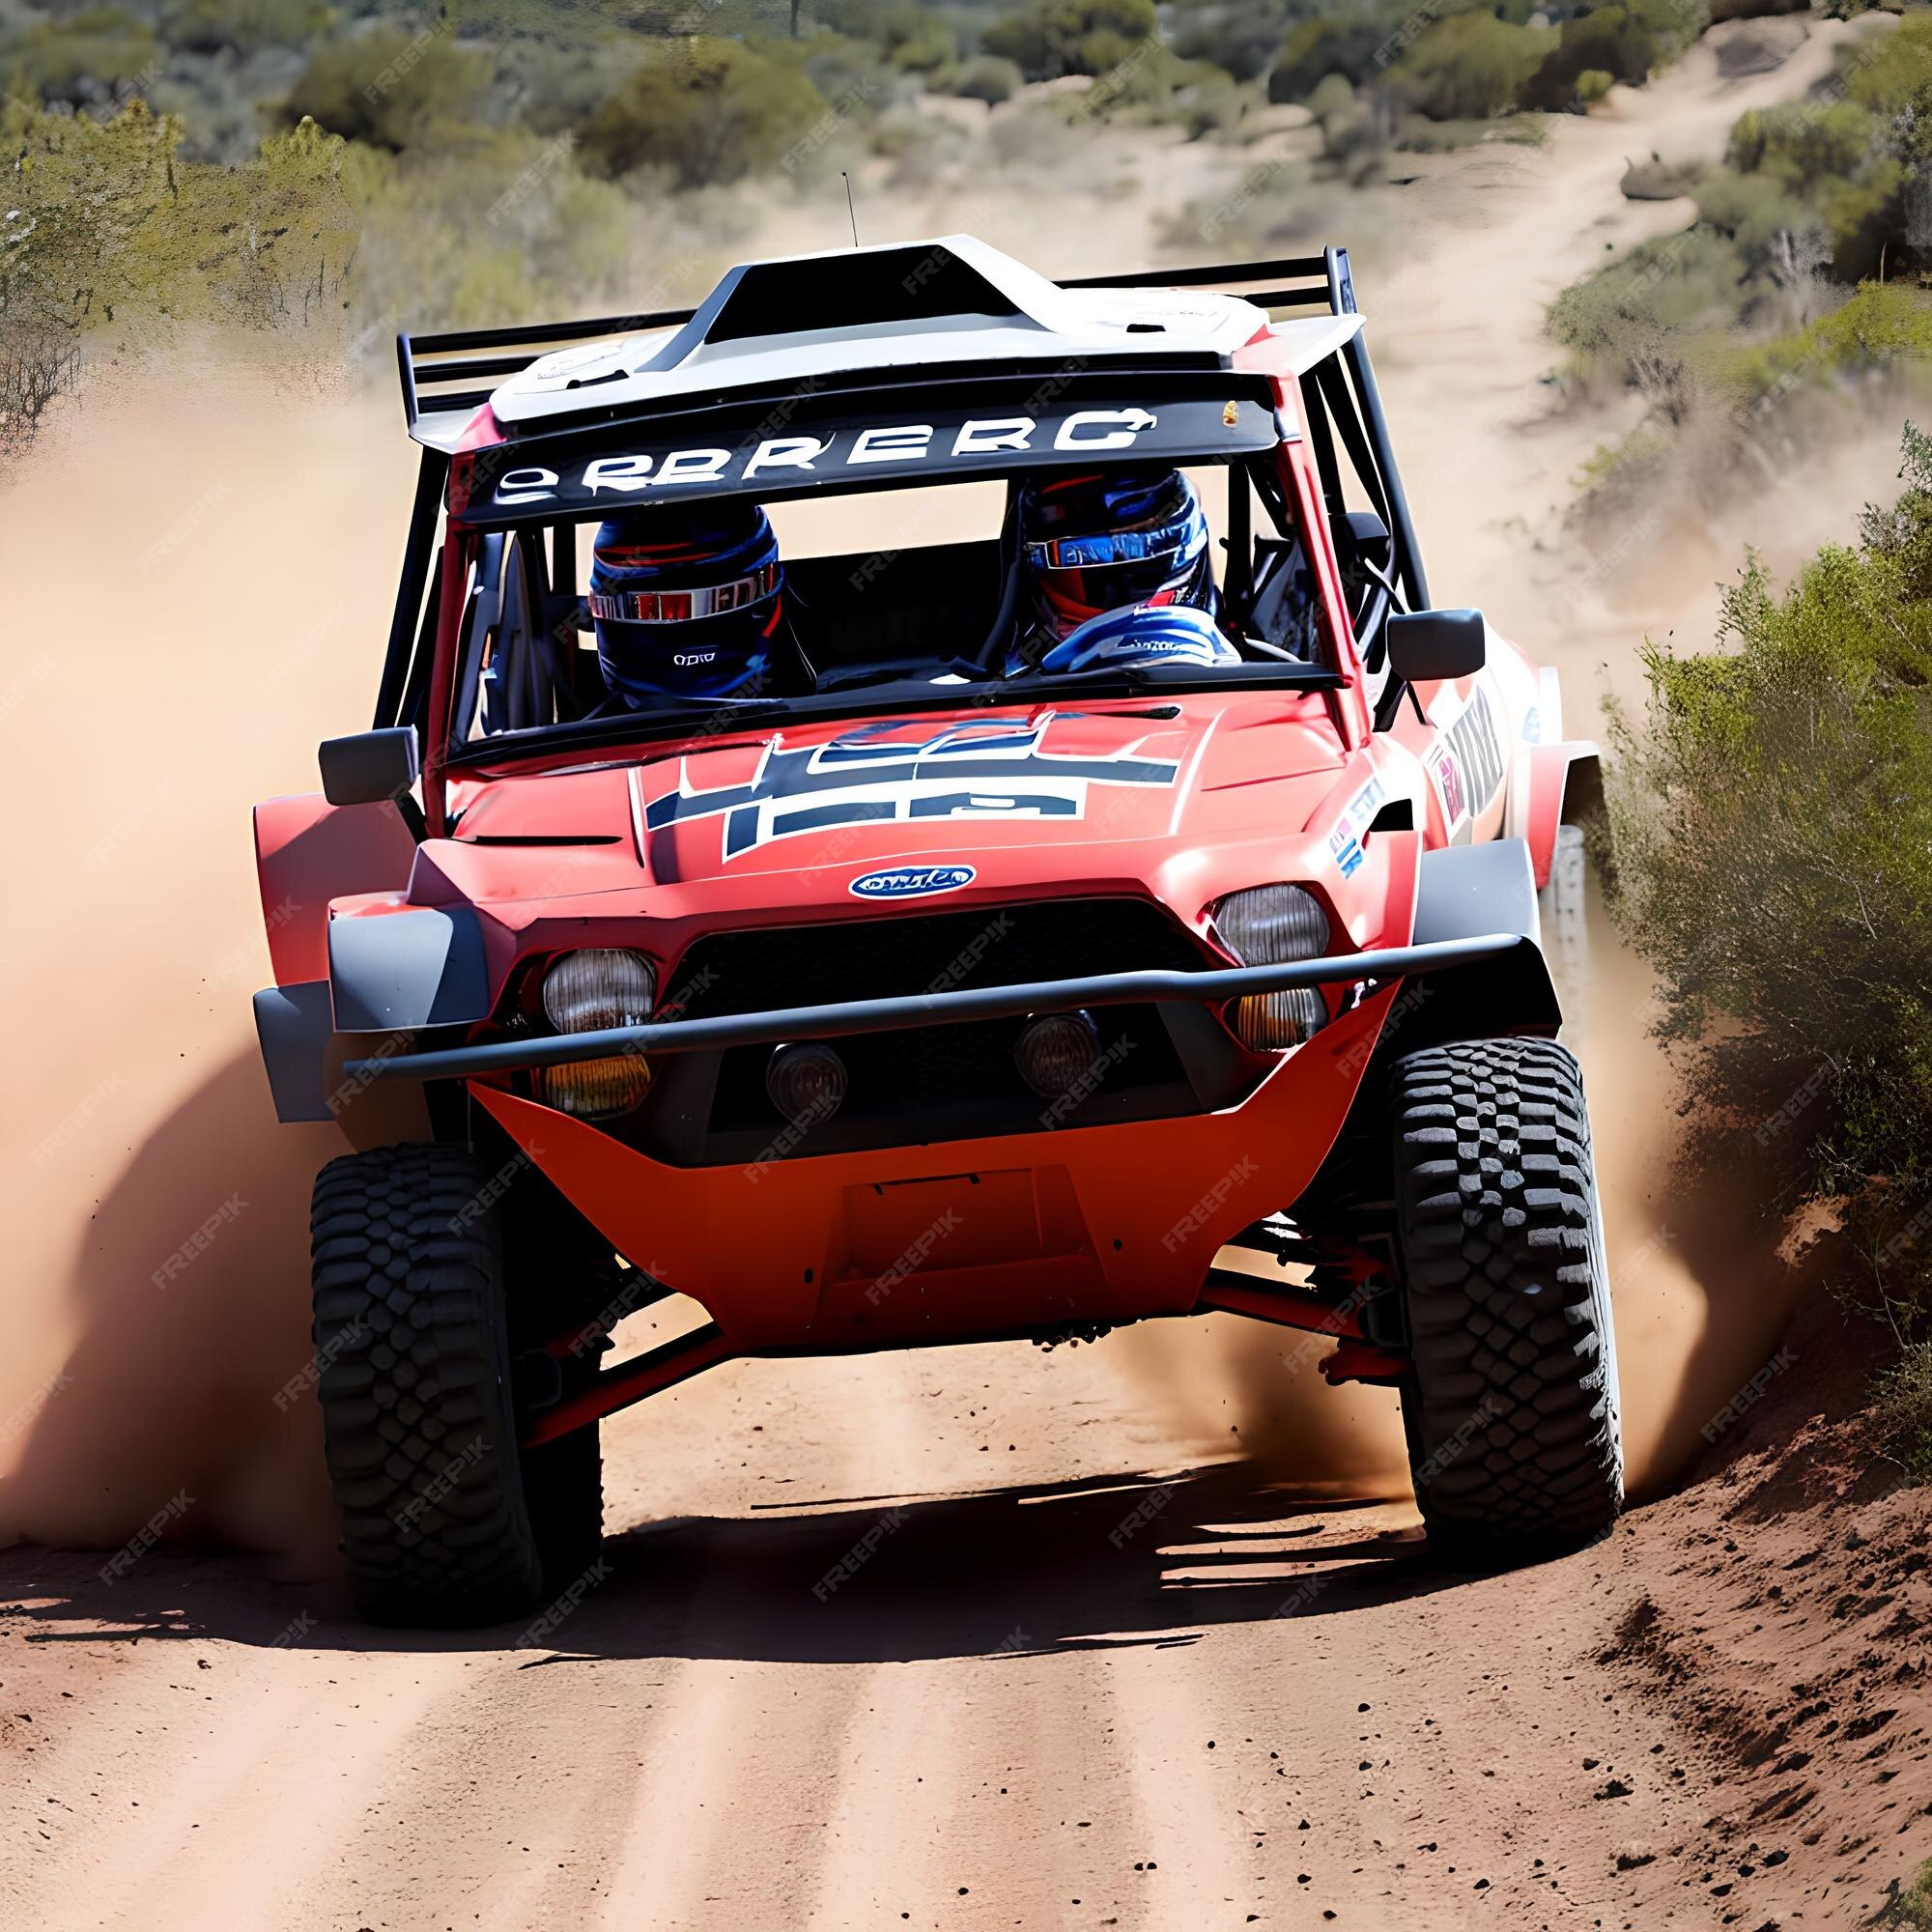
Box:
441 454 1346 761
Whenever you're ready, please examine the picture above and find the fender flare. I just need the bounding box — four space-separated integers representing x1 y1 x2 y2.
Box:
1400 838 1562 1044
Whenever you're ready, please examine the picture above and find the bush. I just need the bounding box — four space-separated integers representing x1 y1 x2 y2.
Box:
1268 14 1390 105
281 25 495 152
1869 1343 1932 1481
579 41 828 186
1576 66 1614 104
981 0 1158 82
946 53 1024 103
159 0 333 60
1170 0 1293 84
1605 424 1932 1347
1 6 159 102
1524 0 1707 110
1548 224 1748 389
1388 11 1549 122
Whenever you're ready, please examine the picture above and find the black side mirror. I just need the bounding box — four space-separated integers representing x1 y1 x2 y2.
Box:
1386 608 1487 683
320 726 421 808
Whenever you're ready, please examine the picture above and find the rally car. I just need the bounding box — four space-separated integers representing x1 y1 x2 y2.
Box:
253 237 1620 1626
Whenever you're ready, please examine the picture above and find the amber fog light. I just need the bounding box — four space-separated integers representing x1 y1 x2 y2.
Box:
537 1052 652 1121
1232 986 1329 1052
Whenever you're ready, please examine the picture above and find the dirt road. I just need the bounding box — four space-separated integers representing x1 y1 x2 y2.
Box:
3 22 1927 1929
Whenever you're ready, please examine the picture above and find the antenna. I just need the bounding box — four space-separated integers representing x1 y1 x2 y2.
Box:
841 171 860 248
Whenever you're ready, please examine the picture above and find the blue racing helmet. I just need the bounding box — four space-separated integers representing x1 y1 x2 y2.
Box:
1018 468 1217 641
589 502 782 706
1013 601 1242 679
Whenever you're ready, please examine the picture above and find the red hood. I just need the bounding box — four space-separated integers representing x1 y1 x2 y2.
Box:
405 694 1378 946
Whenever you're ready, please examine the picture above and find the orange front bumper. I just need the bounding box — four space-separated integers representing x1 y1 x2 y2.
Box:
474 982 1398 1354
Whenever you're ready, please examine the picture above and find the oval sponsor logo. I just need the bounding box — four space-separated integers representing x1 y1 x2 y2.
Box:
849 865 976 900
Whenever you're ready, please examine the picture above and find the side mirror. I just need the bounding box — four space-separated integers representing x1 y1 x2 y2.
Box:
1386 608 1487 684
319 726 421 808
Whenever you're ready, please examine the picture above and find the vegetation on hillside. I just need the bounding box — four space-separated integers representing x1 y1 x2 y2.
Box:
1607 424 1932 1472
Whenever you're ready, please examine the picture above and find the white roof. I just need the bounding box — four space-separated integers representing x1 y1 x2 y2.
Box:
486 236 1362 432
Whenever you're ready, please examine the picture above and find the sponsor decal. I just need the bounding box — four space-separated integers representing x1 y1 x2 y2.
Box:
646 716 1181 860
1520 703 1542 747
1327 771 1387 881
1440 685 1505 824
1433 746 1464 827
850 865 976 900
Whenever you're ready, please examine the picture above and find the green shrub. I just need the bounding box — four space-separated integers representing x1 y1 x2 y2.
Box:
1576 66 1614 103
1869 1343 1932 1481
1389 11 1549 121
1170 0 1293 84
281 24 495 152
579 41 828 186
1524 0 1707 110
1547 224 1747 386
159 0 334 59
1 6 159 101
1268 14 1388 105
980 0 1157 82
1606 424 1932 1346
1724 282 1932 401
946 53 1024 103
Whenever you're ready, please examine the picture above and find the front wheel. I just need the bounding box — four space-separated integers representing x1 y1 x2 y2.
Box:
1389 1037 1622 1560
309 1142 604 1627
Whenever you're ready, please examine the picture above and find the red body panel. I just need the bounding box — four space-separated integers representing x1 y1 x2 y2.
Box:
477 981 1404 1350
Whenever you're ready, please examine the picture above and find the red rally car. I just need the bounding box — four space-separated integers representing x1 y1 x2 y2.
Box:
251 238 1621 1626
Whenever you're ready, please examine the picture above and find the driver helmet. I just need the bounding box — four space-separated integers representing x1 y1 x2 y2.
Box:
1021 601 1242 679
1018 467 1217 642
588 502 782 707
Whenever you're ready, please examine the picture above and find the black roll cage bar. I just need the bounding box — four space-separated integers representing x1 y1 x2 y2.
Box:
373 249 1431 736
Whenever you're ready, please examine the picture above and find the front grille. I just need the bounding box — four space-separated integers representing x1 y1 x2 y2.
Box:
668 896 1210 1018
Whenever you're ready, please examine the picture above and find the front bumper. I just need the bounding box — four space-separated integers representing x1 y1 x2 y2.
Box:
359 934 1530 1354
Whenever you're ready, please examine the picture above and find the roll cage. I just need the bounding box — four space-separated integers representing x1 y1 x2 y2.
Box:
369 248 1435 828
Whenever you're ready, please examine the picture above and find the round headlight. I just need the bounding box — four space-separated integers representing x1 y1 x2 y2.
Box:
1211 884 1330 965
542 949 655 1033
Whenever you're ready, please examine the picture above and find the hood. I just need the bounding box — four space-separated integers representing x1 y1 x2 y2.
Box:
442 703 1345 896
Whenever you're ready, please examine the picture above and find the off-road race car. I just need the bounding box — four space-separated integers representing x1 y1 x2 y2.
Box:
253 237 1621 1626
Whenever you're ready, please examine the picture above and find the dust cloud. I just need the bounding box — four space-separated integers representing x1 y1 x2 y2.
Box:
0 377 411 1570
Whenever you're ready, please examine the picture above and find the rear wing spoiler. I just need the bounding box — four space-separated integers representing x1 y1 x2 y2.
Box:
393 249 1363 434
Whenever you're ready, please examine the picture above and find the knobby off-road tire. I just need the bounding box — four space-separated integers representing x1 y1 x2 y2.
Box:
310 1143 603 1627
1389 1037 1623 1560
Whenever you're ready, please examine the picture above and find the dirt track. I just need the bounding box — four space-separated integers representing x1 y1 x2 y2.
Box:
3 22 1928 1929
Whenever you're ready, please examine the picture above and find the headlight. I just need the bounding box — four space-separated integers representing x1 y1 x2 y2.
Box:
1211 884 1330 966
537 949 656 1119
542 949 655 1031
1209 885 1332 1051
